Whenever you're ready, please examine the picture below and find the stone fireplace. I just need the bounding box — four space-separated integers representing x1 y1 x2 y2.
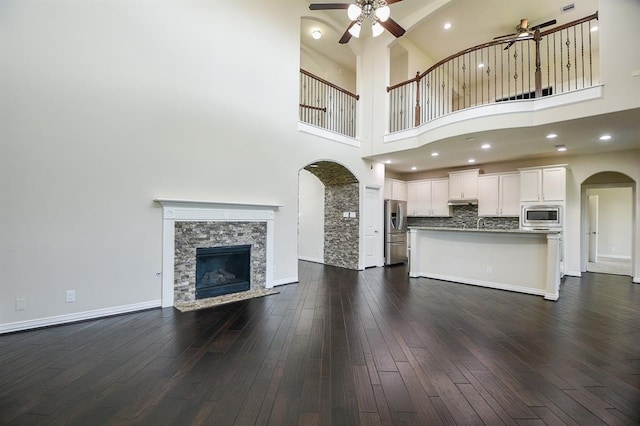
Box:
155 199 280 308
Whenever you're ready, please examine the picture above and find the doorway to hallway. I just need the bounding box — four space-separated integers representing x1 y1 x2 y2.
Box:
582 173 634 277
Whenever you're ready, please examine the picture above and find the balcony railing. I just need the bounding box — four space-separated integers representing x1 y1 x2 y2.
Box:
387 12 599 133
300 69 359 138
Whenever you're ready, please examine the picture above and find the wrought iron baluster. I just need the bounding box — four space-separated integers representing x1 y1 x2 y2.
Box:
573 25 578 89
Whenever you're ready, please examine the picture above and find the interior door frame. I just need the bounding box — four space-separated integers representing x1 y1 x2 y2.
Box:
362 184 384 269
587 194 599 263
581 182 635 274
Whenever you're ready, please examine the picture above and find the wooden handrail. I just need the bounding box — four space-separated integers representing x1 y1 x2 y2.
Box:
386 12 599 92
540 11 598 37
300 69 360 100
299 104 327 112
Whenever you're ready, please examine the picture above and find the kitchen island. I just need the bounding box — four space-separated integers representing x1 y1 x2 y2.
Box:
409 227 562 300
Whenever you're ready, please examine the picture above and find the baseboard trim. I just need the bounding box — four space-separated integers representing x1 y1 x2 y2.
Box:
411 272 547 298
564 270 582 277
0 300 161 335
298 256 324 264
596 254 632 260
271 276 298 287
633 276 639 284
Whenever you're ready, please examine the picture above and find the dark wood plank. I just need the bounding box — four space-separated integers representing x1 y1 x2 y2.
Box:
0 261 638 424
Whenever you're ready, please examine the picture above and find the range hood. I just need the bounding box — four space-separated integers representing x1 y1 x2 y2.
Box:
447 198 478 206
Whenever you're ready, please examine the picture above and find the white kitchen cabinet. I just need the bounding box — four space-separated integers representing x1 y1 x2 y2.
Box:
431 179 451 216
519 166 566 202
448 169 479 200
478 173 520 216
407 179 450 217
384 178 407 201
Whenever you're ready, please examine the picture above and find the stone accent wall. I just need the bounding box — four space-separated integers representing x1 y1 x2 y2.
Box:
407 205 520 229
324 183 359 270
173 222 267 303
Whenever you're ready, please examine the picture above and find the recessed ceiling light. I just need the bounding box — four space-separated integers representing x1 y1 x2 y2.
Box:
599 134 612 141
466 137 475 141
590 26 599 32
411 166 417 171
308 164 319 168
481 143 491 149
556 145 567 152
311 30 322 40
431 152 439 157
546 133 558 139
477 63 484 69
468 159 476 163
443 22 452 30
385 160 391 164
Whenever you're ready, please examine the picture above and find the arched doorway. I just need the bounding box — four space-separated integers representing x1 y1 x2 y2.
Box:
581 172 635 277
298 161 362 270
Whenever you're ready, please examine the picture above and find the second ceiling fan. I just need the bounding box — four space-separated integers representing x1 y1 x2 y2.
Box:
309 0 406 44
494 18 558 49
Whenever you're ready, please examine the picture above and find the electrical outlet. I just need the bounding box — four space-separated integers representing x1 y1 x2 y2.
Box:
65 290 76 303
486 266 493 274
15 298 26 311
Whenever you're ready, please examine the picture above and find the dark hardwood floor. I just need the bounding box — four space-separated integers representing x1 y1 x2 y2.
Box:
1 262 639 425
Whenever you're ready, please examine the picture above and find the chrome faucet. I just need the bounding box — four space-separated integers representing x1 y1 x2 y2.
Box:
476 218 486 229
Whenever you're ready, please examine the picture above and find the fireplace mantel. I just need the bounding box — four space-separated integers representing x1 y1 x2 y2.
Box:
155 198 280 308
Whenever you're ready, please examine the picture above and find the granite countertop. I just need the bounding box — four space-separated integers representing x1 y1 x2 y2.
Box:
409 226 561 234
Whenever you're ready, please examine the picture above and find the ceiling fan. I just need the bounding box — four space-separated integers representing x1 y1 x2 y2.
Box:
493 18 557 49
309 0 406 44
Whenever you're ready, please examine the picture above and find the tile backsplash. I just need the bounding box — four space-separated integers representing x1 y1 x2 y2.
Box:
407 205 520 229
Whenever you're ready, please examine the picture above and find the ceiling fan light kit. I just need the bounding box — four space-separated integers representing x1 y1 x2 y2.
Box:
493 17 558 49
347 4 361 20
310 0 405 43
348 22 362 37
372 21 384 37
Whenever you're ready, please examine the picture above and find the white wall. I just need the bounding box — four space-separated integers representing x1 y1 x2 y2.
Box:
300 46 357 93
0 0 383 330
389 44 408 86
561 150 639 281
588 187 633 258
298 170 325 263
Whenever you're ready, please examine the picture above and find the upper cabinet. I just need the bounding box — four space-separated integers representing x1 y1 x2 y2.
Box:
478 173 520 217
519 166 566 202
448 169 479 200
407 179 451 217
384 178 407 201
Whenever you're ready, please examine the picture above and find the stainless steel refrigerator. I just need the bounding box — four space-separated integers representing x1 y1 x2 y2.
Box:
384 199 408 265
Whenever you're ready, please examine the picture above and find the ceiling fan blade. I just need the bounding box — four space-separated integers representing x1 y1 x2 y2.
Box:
379 17 406 38
494 32 516 40
531 19 557 30
339 21 356 44
309 3 350 10
386 0 404 4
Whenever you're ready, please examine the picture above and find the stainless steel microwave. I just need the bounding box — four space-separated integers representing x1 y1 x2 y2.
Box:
521 205 562 229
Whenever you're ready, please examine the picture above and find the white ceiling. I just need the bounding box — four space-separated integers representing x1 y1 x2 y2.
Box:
301 0 640 173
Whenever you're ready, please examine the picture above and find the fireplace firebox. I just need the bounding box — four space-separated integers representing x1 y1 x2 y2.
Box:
195 245 251 299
